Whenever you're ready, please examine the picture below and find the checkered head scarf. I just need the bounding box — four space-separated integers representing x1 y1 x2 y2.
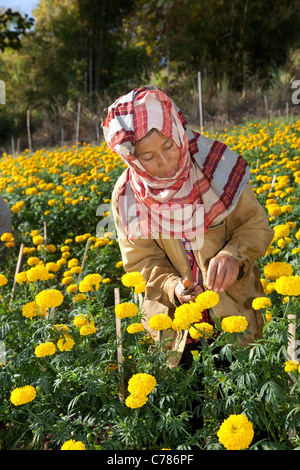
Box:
102 85 249 241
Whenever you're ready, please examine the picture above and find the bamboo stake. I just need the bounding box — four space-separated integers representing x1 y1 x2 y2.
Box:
27 109 32 153
198 71 204 131
77 238 90 283
43 221 47 264
10 242 24 304
287 314 297 362
114 287 125 402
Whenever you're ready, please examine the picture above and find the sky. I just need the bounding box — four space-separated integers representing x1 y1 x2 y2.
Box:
0 0 39 15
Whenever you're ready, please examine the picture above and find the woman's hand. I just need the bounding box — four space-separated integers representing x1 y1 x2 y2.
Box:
175 278 203 304
206 254 239 293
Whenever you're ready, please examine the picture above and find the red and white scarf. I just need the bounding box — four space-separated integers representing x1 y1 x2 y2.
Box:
102 85 249 242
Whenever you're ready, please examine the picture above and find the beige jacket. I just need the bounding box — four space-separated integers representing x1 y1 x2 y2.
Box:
111 172 274 366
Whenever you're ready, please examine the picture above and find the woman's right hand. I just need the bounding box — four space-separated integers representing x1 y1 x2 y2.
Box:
175 278 203 304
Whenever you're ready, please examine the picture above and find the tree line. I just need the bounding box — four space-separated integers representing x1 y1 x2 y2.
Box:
0 0 299 150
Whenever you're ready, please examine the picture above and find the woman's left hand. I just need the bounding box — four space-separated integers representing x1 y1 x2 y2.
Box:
206 254 239 293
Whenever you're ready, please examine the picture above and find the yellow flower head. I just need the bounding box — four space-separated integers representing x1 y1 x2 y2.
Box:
195 290 219 310
35 289 64 309
26 265 50 282
127 373 157 397
35 341 56 358
263 261 293 280
122 271 144 288
0 274 8 287
252 297 272 310
115 302 138 319
22 301 47 319
149 313 173 331
126 323 145 334
221 315 248 334
125 394 148 409
274 275 300 296
61 439 86 450
189 322 214 339
10 385 37 406
217 414 254 450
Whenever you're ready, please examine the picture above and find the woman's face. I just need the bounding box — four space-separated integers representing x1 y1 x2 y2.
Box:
134 130 181 178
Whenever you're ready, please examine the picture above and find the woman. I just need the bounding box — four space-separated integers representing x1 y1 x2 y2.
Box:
103 85 274 367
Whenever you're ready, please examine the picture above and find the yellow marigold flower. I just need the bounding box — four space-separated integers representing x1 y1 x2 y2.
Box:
172 302 203 331
126 323 145 334
79 324 97 336
1 232 13 242
149 313 173 331
26 265 50 282
62 276 73 286
115 261 123 268
16 271 28 284
115 302 138 319
217 414 254 450
265 313 272 323
57 333 75 352
221 315 248 333
128 373 157 397
68 258 79 268
0 273 8 286
79 273 102 293
101 277 111 283
73 293 87 302
27 256 41 266
272 224 290 240
134 280 146 294
73 314 88 327
263 261 293 280
195 290 219 310
122 271 144 288
125 394 148 409
252 297 272 310
32 235 44 245
46 262 60 272
274 275 300 296
66 284 78 294
34 341 56 357
189 322 214 339
22 301 47 319
47 199 56 206
10 385 37 406
61 439 86 450
284 359 299 373
35 289 64 309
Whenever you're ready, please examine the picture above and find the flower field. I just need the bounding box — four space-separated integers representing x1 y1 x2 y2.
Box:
0 118 299 451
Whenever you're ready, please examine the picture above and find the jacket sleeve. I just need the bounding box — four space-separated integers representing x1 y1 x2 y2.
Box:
111 182 181 307
217 184 274 265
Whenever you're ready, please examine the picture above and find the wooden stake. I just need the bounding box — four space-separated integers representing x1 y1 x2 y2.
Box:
198 71 204 132
27 109 32 153
43 221 47 264
77 238 90 283
10 242 24 304
114 287 125 402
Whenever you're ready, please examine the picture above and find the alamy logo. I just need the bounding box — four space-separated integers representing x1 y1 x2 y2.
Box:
0 341 5 364
291 80 300 105
0 80 5 104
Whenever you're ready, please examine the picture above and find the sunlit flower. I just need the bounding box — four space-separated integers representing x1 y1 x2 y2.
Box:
221 316 248 333
34 341 56 357
217 414 254 450
115 302 138 319
61 439 86 450
10 385 37 406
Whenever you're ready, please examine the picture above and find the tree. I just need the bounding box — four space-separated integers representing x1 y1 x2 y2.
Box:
0 8 34 52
